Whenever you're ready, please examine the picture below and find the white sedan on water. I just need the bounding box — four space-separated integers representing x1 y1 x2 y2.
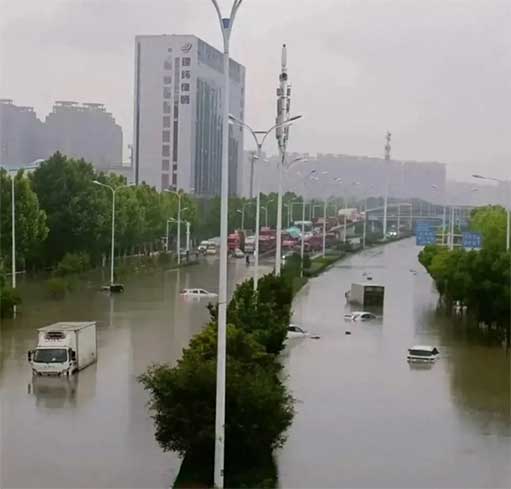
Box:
180 288 218 298
287 324 320 339
344 311 377 321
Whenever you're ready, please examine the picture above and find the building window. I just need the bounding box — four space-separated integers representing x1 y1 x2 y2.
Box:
181 70 191 79
163 87 172 99
181 83 190 92
163 116 171 128
180 95 190 104
163 101 171 113
162 145 170 157
163 76 172 85
182 57 191 66
162 160 170 171
162 130 171 142
162 173 170 189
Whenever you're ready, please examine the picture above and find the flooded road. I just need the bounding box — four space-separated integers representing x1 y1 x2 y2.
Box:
1 257 269 489
279 238 511 488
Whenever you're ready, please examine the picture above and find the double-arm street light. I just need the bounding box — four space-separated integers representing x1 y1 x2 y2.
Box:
93 181 134 287
229 114 302 291
236 202 253 231
297 169 319 276
209 2 244 486
473 174 510 251
164 189 187 265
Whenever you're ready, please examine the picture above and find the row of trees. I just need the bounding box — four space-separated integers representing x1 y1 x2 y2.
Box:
139 270 298 487
0 152 198 271
418 206 510 345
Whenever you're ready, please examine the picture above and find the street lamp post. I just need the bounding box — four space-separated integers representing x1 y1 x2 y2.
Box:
93 181 134 286
261 206 269 227
209 2 243 485
1 160 43 315
165 189 187 265
229 114 302 291
473 174 510 251
297 169 318 276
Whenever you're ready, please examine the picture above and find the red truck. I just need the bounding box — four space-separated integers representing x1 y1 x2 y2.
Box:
228 230 245 252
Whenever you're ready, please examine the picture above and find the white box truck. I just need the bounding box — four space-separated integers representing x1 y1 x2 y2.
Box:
348 283 385 307
28 322 97 376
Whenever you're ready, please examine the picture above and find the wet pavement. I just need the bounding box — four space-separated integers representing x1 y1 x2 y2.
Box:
278 238 511 488
1 257 269 489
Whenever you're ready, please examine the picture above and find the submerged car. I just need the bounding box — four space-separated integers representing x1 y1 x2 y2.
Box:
344 311 377 321
407 345 439 363
287 324 320 339
180 288 218 298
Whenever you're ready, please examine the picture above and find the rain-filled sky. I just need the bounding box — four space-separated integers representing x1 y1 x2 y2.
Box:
1 0 509 181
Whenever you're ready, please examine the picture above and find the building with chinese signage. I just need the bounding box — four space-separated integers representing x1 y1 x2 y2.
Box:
133 34 246 195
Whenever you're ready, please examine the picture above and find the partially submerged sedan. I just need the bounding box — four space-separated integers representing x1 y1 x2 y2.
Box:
407 345 439 363
344 311 377 321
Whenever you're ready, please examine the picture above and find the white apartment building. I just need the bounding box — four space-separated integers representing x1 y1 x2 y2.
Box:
133 34 245 195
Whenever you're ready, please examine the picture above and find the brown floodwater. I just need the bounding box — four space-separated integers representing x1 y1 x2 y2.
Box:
1 256 269 488
278 238 511 488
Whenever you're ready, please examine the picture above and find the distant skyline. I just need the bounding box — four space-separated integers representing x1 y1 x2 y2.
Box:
1 0 509 182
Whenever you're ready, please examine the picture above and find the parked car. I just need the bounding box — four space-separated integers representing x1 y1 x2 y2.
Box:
233 248 245 258
180 288 218 298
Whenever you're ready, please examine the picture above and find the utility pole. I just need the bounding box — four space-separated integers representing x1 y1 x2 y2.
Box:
383 131 391 240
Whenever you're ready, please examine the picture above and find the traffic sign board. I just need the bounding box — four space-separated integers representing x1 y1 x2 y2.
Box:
416 222 436 246
462 232 482 249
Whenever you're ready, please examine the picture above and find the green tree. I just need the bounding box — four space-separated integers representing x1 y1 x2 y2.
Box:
30 152 111 265
470 205 508 252
139 323 294 464
0 169 48 269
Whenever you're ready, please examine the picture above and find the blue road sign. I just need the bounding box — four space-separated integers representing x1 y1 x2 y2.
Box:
462 232 482 249
416 222 436 246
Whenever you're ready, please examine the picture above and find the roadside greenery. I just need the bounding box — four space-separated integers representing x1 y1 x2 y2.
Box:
139 272 296 488
419 206 510 345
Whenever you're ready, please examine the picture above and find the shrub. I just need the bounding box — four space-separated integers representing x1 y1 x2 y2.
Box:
56 252 90 276
47 277 69 299
0 287 22 318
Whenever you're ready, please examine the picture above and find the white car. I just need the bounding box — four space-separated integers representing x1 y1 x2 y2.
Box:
344 311 377 321
287 324 320 339
180 288 218 298
407 345 439 363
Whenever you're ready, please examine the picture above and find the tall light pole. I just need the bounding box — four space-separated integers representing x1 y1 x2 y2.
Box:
297 169 318 276
275 43 293 277
236 202 252 231
229 114 302 291
165 189 186 265
473 174 510 251
1 160 43 314
209 2 243 485
261 206 269 227
432 184 446 245
383 131 391 240
93 181 134 286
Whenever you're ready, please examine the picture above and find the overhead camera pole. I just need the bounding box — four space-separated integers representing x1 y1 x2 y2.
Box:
275 43 291 276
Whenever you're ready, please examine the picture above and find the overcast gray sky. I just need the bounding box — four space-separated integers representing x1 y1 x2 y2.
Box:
1 0 509 181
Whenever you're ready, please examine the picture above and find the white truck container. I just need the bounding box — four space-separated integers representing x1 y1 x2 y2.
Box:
349 282 385 307
28 322 97 376
244 236 256 253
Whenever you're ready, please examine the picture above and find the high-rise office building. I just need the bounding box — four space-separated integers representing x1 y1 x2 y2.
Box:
133 34 245 195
